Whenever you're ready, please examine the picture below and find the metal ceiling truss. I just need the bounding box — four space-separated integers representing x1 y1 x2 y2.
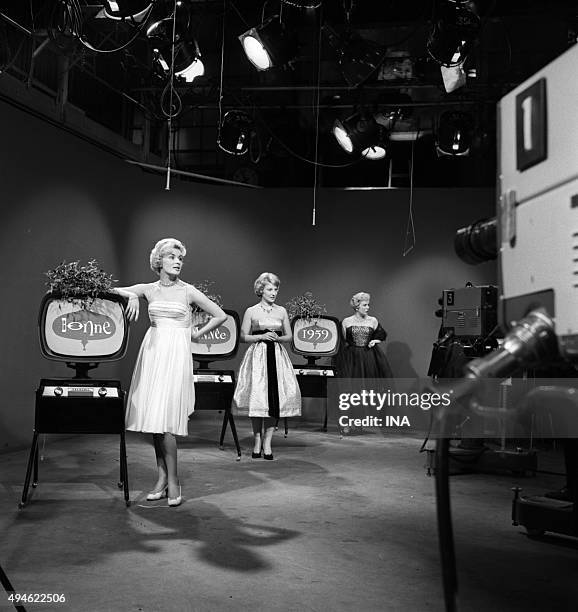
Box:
0 1 575 188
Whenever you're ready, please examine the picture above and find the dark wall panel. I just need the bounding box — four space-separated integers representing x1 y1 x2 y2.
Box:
0 100 496 451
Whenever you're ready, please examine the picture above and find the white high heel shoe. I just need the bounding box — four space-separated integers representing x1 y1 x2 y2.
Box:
168 485 182 507
146 485 168 501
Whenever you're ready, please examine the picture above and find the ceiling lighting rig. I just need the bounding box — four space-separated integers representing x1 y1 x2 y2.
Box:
333 108 403 161
217 110 256 156
48 0 155 53
147 1 204 85
47 0 205 120
280 0 323 8
436 110 473 156
238 15 298 71
102 0 153 21
324 24 387 88
427 0 481 67
333 112 382 158
427 0 481 93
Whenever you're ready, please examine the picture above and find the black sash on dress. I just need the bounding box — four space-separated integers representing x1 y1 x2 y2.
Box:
254 329 281 419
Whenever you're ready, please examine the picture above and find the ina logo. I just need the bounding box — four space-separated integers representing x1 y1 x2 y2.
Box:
53 310 116 350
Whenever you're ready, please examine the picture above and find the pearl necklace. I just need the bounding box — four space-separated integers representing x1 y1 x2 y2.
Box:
260 303 274 314
159 279 178 287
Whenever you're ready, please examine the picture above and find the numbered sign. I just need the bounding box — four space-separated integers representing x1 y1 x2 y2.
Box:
191 311 239 357
515 78 547 171
292 317 340 356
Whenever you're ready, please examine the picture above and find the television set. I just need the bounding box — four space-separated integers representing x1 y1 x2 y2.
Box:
291 315 341 360
191 309 240 366
38 292 129 363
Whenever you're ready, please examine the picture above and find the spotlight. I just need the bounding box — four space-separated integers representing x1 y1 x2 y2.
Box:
324 26 386 87
427 1 481 66
239 16 296 71
217 110 254 156
153 40 204 83
333 112 386 159
281 0 322 7
146 0 191 42
363 143 387 161
103 0 152 21
436 111 473 156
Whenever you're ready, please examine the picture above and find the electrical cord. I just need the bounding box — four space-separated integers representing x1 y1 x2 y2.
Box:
160 77 182 118
418 407 436 454
254 110 369 168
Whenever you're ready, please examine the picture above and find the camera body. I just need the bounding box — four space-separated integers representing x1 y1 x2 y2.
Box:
442 285 498 340
497 43 578 361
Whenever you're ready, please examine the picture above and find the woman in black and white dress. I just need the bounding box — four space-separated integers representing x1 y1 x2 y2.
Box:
233 272 301 460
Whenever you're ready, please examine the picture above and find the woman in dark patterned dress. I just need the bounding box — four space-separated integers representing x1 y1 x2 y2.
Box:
336 292 393 434
337 292 393 379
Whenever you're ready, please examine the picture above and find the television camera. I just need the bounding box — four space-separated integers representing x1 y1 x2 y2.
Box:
433 42 578 611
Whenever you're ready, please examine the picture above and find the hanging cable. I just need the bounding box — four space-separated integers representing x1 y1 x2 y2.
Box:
312 7 323 226
165 0 178 191
255 111 367 169
217 0 226 144
402 133 417 256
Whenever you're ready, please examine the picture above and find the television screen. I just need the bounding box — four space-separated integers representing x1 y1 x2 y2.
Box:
291 315 341 357
192 309 240 361
39 293 129 362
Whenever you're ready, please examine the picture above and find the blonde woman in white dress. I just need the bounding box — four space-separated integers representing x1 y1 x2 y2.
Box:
115 238 226 506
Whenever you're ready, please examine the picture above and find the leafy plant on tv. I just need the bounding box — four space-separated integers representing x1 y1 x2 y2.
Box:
285 291 327 322
191 280 224 316
45 259 116 310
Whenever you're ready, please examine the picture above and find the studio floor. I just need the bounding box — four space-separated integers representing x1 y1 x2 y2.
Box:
1 412 577 612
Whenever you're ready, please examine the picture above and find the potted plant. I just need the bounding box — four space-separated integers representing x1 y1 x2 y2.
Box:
285 291 342 359
191 280 224 325
45 259 117 309
285 291 327 322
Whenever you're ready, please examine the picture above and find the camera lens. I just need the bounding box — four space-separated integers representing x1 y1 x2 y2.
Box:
454 217 497 264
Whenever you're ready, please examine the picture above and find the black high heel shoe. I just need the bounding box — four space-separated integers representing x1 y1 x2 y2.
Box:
251 451 262 459
263 452 274 460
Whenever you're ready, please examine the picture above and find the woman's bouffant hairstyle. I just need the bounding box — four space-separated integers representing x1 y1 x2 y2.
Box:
254 272 280 296
350 292 371 310
150 238 187 274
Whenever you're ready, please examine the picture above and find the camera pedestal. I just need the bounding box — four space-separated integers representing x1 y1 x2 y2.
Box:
450 444 538 476
512 486 578 538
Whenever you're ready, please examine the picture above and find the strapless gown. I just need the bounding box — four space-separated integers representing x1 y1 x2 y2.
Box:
336 324 394 379
233 317 301 418
125 300 195 436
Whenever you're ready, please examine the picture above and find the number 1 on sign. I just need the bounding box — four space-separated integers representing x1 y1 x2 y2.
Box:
521 95 533 151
